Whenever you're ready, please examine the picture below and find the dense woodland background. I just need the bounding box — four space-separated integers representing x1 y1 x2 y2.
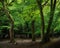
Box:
0 0 60 45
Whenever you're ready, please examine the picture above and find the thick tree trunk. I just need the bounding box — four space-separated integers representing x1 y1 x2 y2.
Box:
2 1 15 43
36 0 45 42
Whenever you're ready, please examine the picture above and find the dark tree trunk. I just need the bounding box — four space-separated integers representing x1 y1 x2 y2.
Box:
31 20 35 41
43 0 57 43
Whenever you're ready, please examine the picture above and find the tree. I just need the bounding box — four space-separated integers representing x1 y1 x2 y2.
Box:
45 0 57 42
36 0 45 42
36 0 57 43
1 0 15 43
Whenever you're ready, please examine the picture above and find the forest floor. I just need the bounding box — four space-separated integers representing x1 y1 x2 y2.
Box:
0 37 60 48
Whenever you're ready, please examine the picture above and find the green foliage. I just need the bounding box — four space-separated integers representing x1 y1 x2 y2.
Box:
0 0 60 36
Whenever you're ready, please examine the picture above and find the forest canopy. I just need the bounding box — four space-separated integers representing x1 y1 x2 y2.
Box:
0 0 60 43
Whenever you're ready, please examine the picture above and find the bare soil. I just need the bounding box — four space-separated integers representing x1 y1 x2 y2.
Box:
0 38 60 48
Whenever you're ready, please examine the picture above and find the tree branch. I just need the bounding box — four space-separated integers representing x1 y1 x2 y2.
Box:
42 0 49 6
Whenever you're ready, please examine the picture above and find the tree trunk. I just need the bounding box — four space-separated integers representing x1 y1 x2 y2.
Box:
9 22 15 43
2 1 15 43
36 0 56 43
31 20 35 41
36 0 45 42
44 0 57 42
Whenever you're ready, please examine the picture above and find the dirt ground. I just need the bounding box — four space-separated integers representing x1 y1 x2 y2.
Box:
0 38 60 48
